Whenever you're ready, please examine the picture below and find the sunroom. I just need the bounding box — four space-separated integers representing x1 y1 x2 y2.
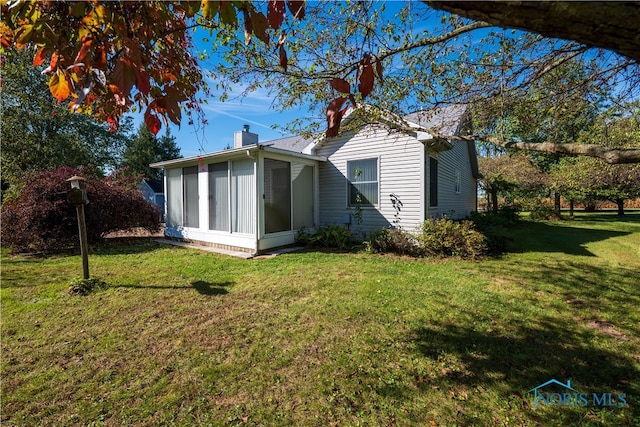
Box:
151 142 325 255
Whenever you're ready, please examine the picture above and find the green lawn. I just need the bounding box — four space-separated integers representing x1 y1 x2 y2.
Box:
2 213 639 426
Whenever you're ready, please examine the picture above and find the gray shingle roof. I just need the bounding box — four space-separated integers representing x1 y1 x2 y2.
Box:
403 104 467 136
263 135 314 152
256 105 468 154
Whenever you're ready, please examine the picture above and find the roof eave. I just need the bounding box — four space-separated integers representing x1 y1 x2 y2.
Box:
150 144 326 169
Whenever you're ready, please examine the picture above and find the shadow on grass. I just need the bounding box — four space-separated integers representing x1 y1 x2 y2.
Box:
407 317 639 425
478 257 640 338
570 212 640 223
506 221 631 256
192 280 232 296
94 237 169 255
111 280 233 296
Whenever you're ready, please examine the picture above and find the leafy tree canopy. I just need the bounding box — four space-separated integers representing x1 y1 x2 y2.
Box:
549 103 640 214
1 47 132 188
121 124 182 180
3 1 639 163
1 0 303 134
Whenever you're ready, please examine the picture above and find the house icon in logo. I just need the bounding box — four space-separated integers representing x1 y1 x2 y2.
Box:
528 379 577 408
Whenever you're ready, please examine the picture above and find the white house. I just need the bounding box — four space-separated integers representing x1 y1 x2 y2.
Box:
151 106 479 255
138 178 165 221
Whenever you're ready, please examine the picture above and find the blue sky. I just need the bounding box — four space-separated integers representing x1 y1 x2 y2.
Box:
130 78 311 158
153 83 309 158
129 1 413 158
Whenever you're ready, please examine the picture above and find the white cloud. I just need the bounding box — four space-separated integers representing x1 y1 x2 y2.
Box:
201 105 274 130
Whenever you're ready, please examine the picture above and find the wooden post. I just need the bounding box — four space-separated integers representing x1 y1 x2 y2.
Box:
76 203 90 279
67 176 90 280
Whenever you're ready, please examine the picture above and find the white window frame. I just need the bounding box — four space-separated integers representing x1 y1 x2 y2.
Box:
346 157 380 208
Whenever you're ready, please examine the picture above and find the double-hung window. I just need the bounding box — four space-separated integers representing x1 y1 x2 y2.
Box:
347 158 378 207
429 156 438 207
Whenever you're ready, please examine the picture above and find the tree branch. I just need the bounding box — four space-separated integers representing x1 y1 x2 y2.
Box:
445 134 640 164
377 21 493 62
427 1 640 62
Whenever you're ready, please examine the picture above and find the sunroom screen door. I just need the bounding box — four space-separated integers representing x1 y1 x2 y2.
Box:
208 162 229 231
264 158 291 233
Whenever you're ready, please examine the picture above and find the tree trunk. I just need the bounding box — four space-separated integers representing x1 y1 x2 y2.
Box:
569 200 574 218
616 199 625 216
491 190 499 213
554 192 561 215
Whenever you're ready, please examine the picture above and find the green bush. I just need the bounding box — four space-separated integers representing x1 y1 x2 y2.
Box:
469 209 521 254
366 218 488 260
418 217 487 260
296 225 355 251
530 205 564 221
365 228 421 256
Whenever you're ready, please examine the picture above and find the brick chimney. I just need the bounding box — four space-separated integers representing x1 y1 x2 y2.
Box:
234 124 258 148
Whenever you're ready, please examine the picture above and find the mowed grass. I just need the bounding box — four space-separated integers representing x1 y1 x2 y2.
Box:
2 213 639 426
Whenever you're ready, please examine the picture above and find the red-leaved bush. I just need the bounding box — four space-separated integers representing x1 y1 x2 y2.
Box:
1 165 160 253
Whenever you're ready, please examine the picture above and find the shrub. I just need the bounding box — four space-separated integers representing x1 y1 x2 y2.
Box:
530 205 564 221
296 225 355 250
68 277 108 296
418 217 487 260
365 228 422 256
1 165 160 253
470 208 522 254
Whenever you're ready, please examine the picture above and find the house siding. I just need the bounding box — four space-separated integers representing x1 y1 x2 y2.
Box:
428 140 477 219
315 125 425 236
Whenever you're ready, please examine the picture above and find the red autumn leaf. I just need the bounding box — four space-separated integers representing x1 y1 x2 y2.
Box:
329 78 351 94
149 98 166 114
286 1 305 19
108 84 126 106
113 58 136 97
49 69 71 101
106 115 119 133
94 44 107 69
358 54 374 98
33 47 48 66
163 91 183 125
267 0 286 30
250 10 270 44
74 38 93 64
50 52 58 69
135 68 151 96
0 26 13 48
279 43 288 72
326 97 348 137
144 109 162 135
41 52 59 75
